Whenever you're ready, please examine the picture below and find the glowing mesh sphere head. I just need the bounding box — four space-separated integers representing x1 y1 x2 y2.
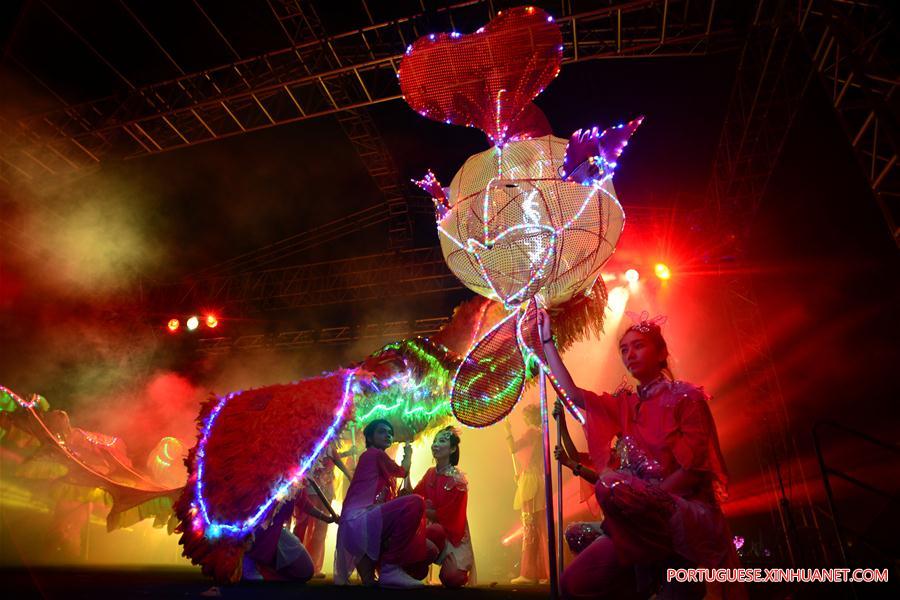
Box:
438 135 625 308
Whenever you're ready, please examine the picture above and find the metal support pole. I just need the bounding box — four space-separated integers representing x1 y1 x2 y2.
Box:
555 396 565 582
539 373 559 598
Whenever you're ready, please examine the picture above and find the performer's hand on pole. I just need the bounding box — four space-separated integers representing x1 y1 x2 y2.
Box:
536 309 585 409
537 308 552 342
553 444 573 469
401 442 413 473
552 398 564 420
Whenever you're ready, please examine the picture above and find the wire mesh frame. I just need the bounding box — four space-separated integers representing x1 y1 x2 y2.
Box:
439 136 624 307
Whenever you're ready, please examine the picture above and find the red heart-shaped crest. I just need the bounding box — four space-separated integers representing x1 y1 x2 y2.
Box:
399 6 562 145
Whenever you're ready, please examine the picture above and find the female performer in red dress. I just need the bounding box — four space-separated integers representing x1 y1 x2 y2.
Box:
409 426 476 588
538 310 745 599
333 419 433 588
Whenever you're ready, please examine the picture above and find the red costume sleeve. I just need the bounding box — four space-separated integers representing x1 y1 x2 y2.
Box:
579 387 623 472
412 467 433 496
672 389 729 501
376 448 407 479
433 474 468 546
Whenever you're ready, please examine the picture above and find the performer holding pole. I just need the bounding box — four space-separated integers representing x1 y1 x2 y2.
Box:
538 309 746 599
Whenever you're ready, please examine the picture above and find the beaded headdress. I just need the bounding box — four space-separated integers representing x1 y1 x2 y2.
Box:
624 310 668 334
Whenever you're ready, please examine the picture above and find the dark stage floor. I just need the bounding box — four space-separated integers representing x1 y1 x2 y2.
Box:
3 567 897 600
4 567 551 600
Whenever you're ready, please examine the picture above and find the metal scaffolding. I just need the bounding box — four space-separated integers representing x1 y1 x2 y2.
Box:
148 246 461 314
710 0 899 252
267 0 414 249
706 0 899 566
195 315 450 354
145 206 662 315
797 0 899 247
0 0 735 186
709 0 814 249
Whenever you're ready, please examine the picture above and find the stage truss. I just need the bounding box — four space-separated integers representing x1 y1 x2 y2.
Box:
707 0 899 567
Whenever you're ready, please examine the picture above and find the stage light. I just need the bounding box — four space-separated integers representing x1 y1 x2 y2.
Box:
501 526 524 546
186 316 200 331
167 319 180 333
624 268 639 283
654 263 671 280
607 286 629 314
205 315 218 329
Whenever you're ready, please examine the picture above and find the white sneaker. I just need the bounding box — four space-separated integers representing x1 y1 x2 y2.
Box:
378 564 425 589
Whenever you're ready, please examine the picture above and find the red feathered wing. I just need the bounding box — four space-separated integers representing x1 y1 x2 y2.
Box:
175 371 355 582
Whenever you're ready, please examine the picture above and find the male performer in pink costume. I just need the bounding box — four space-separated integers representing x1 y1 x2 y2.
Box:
334 419 433 588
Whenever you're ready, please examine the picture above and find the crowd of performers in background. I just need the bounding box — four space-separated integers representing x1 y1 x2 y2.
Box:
1 309 745 597
234 420 476 589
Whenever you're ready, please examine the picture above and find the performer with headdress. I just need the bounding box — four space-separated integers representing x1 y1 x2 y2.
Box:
505 404 549 585
406 426 476 588
333 419 433 588
538 310 746 599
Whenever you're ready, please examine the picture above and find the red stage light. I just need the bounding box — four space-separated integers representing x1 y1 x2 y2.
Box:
624 268 639 283
205 315 218 329
167 319 180 332
654 263 671 280
186 316 200 331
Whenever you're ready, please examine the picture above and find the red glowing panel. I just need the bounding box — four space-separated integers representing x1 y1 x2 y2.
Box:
399 6 561 145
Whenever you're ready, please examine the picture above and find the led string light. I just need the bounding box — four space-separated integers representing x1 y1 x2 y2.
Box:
352 339 457 431
449 308 522 426
0 384 44 410
456 183 602 308
439 174 608 310
469 302 490 351
482 175 499 244
514 304 585 424
83 431 119 447
378 338 455 376
560 118 644 184
472 236 556 309
154 437 181 469
522 188 544 263
192 371 357 539
357 398 451 423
